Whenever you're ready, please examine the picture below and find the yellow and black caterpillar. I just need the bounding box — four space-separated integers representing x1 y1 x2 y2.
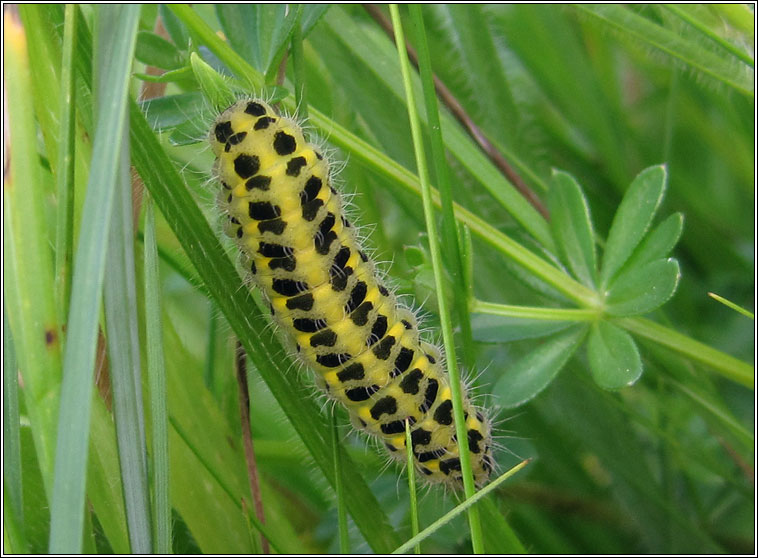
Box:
211 99 493 487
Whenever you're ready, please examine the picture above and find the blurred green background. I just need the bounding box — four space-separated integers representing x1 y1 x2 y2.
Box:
4 4 753 554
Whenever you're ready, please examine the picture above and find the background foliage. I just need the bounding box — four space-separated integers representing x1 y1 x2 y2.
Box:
4 4 754 554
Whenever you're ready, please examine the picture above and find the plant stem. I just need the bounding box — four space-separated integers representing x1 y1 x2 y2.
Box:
389 4 483 552
616 317 753 388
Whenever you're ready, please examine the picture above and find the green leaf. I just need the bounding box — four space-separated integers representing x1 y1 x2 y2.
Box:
548 170 597 288
494 325 587 408
301 5 330 36
135 30 184 70
134 66 195 86
600 165 667 287
5 6 64 498
215 5 298 78
139 92 205 130
49 5 140 553
143 201 171 553
606 258 681 316
622 212 683 272
587 321 643 389
471 313 574 343
158 4 189 51
103 131 151 553
3 307 23 528
190 52 236 113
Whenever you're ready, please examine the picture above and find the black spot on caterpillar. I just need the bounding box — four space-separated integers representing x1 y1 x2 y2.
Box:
210 99 493 487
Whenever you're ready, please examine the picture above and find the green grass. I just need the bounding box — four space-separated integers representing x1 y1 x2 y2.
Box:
3 4 754 554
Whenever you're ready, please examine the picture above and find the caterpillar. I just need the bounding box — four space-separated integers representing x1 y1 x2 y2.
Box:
210 99 493 487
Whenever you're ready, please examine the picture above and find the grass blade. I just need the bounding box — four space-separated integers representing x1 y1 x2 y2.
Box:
3 6 63 499
3 306 24 529
143 199 171 553
392 460 530 554
54 4 77 320
103 124 152 552
330 410 349 554
408 4 475 368
389 4 483 551
404 419 420 554
48 5 140 552
576 4 754 97
617 317 753 388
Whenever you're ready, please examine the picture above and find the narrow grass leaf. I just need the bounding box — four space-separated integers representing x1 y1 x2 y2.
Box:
576 4 754 97
409 4 475 367
404 418 420 554
17 5 64 172
391 460 530 554
330 410 349 554
587 321 643 389
494 325 587 408
87 398 130 553
290 6 308 120
390 5 483 551
617 317 753 388
158 4 189 51
143 199 172 553
301 5 330 36
103 128 152 552
606 258 681 317
3 483 29 553
3 7 64 498
3 306 23 525
479 498 526 554
549 170 598 288
707 292 754 320
661 4 754 67
54 4 77 321
48 5 139 552
135 30 184 70
600 165 667 287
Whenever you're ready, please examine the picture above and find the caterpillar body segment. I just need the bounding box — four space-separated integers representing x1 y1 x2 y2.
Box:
210 99 493 487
